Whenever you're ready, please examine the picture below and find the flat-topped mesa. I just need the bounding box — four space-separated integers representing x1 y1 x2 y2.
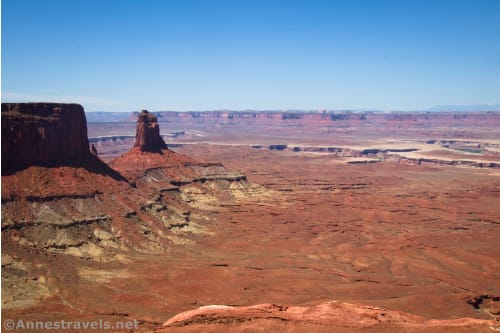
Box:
2 103 92 174
134 110 167 152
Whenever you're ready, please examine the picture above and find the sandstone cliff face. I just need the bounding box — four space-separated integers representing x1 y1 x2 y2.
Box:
134 110 167 152
2 103 91 174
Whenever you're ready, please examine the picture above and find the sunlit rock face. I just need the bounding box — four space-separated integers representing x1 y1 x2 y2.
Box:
134 110 167 152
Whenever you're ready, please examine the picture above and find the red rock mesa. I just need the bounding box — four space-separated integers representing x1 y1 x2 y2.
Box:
1 103 92 174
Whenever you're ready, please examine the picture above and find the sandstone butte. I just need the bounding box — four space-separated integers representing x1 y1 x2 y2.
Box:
108 109 197 183
2 103 91 174
1 102 498 333
134 110 168 152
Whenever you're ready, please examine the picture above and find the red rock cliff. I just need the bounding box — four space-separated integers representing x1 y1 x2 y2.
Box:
2 103 92 174
134 110 167 152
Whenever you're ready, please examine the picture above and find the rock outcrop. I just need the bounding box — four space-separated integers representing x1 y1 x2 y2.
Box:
161 301 497 332
134 110 167 152
110 110 247 187
109 109 260 216
2 103 92 174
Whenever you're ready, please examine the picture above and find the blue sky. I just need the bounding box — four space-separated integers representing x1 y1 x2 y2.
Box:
2 0 500 111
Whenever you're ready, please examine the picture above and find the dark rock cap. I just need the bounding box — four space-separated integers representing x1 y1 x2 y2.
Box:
134 110 167 152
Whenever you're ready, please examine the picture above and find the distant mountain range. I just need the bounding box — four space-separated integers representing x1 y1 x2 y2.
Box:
85 105 500 121
427 104 500 112
85 111 132 122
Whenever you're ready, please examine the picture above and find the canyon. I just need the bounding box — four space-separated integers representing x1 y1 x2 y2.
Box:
2 104 500 332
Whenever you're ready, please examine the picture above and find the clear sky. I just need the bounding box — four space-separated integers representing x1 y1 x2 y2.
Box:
2 0 500 111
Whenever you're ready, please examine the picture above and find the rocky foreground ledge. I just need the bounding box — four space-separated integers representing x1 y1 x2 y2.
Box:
159 301 497 332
